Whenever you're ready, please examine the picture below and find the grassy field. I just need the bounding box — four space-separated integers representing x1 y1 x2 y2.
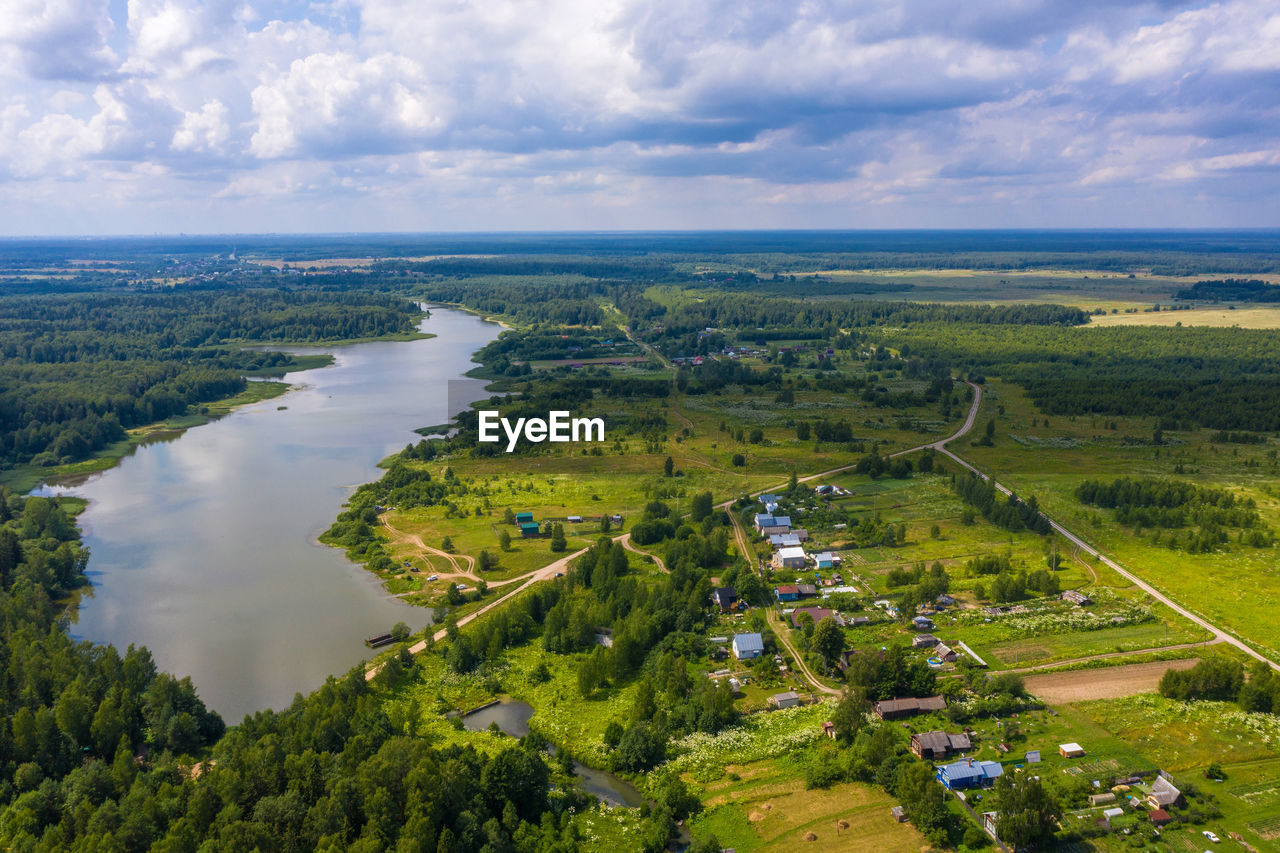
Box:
960 378 1280 660
1064 695 1280 851
1087 306 1280 328
689 757 927 852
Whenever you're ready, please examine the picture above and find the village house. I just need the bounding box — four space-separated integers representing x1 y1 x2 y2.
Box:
796 582 818 597
936 758 1003 790
711 587 738 611
790 606 836 627
911 634 939 649
911 615 934 631
732 632 765 660
769 532 801 547
873 696 947 720
774 584 800 602
1062 590 1093 606
910 731 972 760
934 642 959 662
813 551 840 569
1145 775 1184 810
1059 742 1086 758
774 547 807 569
768 691 801 709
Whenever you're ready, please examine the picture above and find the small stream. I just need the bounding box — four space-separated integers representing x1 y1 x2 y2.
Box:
461 701 647 808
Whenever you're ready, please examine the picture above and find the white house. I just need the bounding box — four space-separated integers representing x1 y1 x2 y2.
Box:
732 632 765 660
774 546 807 569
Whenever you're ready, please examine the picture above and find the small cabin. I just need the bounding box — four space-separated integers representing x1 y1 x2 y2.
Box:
514 512 534 524
519 521 541 538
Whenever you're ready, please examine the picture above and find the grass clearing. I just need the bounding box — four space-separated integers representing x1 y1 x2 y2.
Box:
688 757 926 853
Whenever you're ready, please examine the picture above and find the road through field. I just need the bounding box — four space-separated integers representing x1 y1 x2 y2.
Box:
369 372 1277 690
930 392 1280 672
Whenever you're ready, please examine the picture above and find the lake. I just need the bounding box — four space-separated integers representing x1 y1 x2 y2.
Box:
35 306 499 720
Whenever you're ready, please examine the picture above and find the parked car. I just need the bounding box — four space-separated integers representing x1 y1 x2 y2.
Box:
427 575 438 581
1203 831 1220 843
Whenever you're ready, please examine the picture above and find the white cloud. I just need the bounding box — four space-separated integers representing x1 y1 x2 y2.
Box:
0 0 118 80
172 100 230 152
0 0 1276 230
249 52 447 158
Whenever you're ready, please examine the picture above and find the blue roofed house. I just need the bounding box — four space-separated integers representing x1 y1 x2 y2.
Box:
813 551 839 569
936 759 1004 790
770 532 802 547
732 632 765 660
754 513 776 531
771 516 792 529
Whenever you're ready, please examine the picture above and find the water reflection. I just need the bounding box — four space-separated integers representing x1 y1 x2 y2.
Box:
35 307 498 720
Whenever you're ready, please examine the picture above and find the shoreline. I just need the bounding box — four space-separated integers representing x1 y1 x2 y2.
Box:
4 326 441 496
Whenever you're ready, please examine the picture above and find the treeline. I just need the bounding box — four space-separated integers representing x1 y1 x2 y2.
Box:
414 276 612 325
884 323 1280 431
0 290 420 467
1175 279 1280 302
1076 477 1270 552
952 472 1051 535
648 293 1086 339
0 489 228 849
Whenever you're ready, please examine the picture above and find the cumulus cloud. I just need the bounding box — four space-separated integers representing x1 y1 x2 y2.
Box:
0 0 1276 231
0 0 118 81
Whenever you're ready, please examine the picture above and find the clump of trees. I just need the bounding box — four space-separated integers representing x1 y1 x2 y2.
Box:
1076 476 1270 552
952 472 1051 535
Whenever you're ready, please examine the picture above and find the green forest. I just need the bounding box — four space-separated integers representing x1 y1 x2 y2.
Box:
0 291 419 468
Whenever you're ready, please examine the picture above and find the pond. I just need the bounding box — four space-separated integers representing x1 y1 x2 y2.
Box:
462 700 647 808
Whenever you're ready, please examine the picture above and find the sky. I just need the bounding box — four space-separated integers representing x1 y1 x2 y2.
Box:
0 0 1277 235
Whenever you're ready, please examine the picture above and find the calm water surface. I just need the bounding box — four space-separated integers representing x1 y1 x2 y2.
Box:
37 307 498 720
462 701 647 807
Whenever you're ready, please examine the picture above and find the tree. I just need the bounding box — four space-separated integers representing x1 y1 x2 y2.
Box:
663 456 674 477
690 491 714 522
441 535 454 551
731 453 746 467
812 618 845 666
550 523 567 552
390 622 410 642
748 428 764 444
616 722 666 771
503 507 516 525
796 421 811 441
993 773 1060 850
498 529 512 551
830 690 869 742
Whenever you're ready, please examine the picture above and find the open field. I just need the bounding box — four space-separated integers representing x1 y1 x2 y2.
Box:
1088 306 1280 328
961 378 1280 660
690 758 926 853
1023 658 1200 703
